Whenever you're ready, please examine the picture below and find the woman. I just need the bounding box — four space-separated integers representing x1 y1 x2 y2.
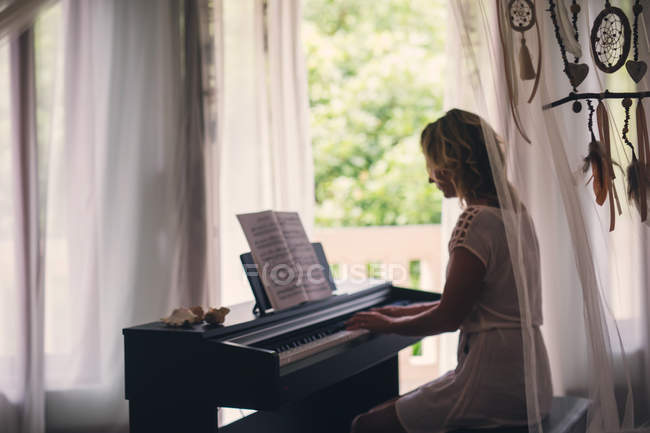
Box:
345 109 553 433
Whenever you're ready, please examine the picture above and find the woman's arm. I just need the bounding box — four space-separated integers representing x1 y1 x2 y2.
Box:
370 301 440 317
345 247 486 336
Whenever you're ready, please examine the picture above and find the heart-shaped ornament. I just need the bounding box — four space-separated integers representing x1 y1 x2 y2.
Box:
626 60 647 83
566 63 589 88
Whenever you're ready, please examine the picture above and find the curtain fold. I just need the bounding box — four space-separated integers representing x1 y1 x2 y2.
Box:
39 1 211 431
172 0 210 308
266 0 315 227
217 0 316 307
5 27 45 433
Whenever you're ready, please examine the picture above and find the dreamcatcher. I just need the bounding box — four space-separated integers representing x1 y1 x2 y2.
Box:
590 1 631 74
496 0 543 144
542 0 650 228
508 0 542 101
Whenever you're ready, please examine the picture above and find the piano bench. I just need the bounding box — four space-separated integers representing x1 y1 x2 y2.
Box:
448 396 590 433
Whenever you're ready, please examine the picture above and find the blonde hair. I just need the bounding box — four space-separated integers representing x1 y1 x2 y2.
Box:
420 108 505 206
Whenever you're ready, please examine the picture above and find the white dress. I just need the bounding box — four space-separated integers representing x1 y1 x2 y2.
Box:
395 205 553 433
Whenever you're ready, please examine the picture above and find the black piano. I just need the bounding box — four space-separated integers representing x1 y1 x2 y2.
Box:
123 248 441 433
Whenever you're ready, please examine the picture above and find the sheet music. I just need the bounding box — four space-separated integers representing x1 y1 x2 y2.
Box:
237 211 308 310
275 212 332 301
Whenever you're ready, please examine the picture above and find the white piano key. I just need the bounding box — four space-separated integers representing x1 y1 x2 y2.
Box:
278 328 369 366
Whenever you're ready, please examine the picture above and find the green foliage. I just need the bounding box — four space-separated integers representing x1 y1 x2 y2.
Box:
303 0 446 227
409 259 421 289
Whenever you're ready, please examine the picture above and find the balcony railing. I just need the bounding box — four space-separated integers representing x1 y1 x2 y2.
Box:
313 224 444 393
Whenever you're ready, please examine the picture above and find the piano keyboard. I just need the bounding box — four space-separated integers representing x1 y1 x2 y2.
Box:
271 325 370 366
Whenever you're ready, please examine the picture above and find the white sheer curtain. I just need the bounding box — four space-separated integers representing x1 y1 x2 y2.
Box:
1 0 316 431
46 2 213 431
448 0 649 431
216 0 315 307
2 0 213 431
4 26 44 433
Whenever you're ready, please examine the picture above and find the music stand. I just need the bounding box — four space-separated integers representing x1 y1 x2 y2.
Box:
240 242 336 316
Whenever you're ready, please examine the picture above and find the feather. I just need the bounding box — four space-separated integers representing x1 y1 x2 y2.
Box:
635 100 649 221
557 0 582 58
627 158 642 210
596 100 617 230
583 140 608 205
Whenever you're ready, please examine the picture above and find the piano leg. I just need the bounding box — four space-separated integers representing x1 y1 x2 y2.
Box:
129 398 218 433
220 355 400 433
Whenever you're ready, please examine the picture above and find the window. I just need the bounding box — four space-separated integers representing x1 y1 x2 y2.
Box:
303 0 449 392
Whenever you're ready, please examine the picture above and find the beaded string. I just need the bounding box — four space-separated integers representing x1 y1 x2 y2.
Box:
571 0 580 64
587 99 596 139
622 98 638 159
632 0 642 62
570 0 582 112
547 0 571 84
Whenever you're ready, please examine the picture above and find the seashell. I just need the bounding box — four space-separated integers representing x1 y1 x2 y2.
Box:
190 306 205 322
161 308 198 327
205 307 230 325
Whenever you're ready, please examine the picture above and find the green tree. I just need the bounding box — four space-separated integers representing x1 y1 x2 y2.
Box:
303 0 446 227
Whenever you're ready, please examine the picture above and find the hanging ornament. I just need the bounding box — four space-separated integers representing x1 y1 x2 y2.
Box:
627 155 648 222
583 138 609 206
591 1 632 74
509 0 537 80
548 0 589 89
625 0 647 83
543 1 650 230
573 100 583 113
566 63 589 88
567 0 590 89
497 0 532 142
584 101 609 206
594 99 621 231
620 97 649 222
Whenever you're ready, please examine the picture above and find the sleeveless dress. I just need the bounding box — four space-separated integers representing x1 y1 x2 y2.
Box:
395 205 553 433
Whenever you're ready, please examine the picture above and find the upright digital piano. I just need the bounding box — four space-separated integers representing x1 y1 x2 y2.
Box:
123 250 441 433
